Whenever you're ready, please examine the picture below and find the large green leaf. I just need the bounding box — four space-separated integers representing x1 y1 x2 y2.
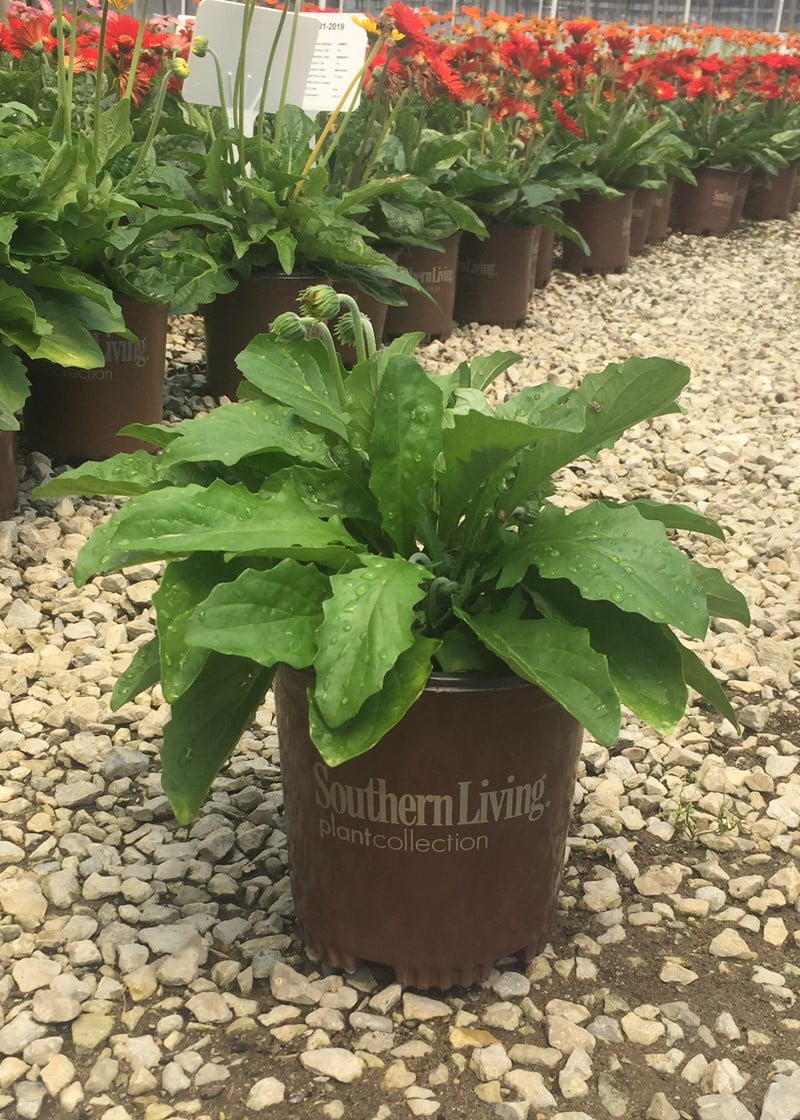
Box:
74 479 359 585
672 636 739 730
0 346 29 430
260 466 380 524
464 351 522 392
153 555 233 703
110 635 161 711
368 356 444 555
691 563 750 625
161 654 272 825
457 606 620 746
504 357 691 497
118 422 180 448
438 410 549 538
496 383 585 432
187 559 328 668
34 451 165 498
94 99 133 168
28 297 106 368
313 556 429 728
533 579 688 734
160 399 331 469
235 334 348 439
625 499 725 541
502 503 709 638
309 635 440 765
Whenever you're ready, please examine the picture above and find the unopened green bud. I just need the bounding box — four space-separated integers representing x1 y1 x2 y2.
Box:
299 284 341 322
170 57 190 79
191 35 208 58
270 312 308 343
333 311 356 346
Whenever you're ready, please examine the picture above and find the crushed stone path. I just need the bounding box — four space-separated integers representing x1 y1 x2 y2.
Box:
0 215 798 1120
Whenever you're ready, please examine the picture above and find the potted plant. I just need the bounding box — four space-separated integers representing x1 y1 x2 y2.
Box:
37 287 747 987
6 0 228 462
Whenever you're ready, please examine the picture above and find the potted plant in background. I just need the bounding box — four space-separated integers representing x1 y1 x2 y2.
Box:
181 1 423 399
37 286 748 987
5 0 228 462
741 52 800 221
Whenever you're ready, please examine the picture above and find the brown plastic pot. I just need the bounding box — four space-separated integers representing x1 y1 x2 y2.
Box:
744 166 796 221
23 299 168 463
0 430 17 520
629 188 657 256
276 666 583 989
645 181 674 244
532 226 556 290
791 161 800 211
561 192 633 275
383 234 461 343
454 225 537 327
728 170 752 230
203 274 317 400
671 167 739 236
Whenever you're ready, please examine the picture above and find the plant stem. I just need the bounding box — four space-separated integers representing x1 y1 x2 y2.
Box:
296 37 384 193
92 0 111 156
52 0 69 142
274 0 302 149
123 0 151 103
123 73 170 187
255 3 289 157
359 86 409 185
337 294 368 365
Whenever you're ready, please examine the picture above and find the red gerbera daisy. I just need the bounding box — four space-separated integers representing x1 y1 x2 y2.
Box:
387 2 429 48
563 18 599 43
552 99 583 137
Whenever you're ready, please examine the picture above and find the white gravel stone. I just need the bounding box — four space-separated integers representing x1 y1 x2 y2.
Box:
299 1048 365 1083
246 1077 285 1109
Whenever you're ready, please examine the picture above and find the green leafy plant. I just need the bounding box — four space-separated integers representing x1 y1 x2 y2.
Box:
38 288 748 824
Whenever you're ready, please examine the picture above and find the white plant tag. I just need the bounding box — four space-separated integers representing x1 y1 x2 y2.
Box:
301 14 367 116
183 0 320 120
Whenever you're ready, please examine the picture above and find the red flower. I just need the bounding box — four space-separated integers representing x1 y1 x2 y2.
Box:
387 2 429 48
563 18 599 43
552 99 583 137
685 76 716 99
565 40 596 66
653 79 677 101
604 32 634 57
494 97 538 122
8 14 54 57
427 48 467 101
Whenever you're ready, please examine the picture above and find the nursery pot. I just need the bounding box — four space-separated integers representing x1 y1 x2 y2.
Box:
561 192 633 275
0 430 17 521
645 181 674 244
531 226 556 291
791 161 800 212
671 167 739 236
727 170 752 230
383 234 462 343
203 274 317 400
454 225 538 328
23 299 168 463
276 666 584 989
629 188 657 256
744 166 796 222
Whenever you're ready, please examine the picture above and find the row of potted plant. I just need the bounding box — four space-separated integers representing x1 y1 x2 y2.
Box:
2 2 799 486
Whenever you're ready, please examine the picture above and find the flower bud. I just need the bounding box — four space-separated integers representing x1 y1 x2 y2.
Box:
170 57 190 79
270 312 308 344
333 311 357 346
191 35 208 58
299 284 341 322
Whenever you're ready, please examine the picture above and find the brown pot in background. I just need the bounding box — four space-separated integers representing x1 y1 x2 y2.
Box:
561 192 633 275
454 225 538 327
727 170 752 230
203 275 316 400
744 166 796 221
629 188 657 256
532 226 556 290
671 167 739 236
645 181 674 244
0 430 17 520
384 234 461 343
276 667 583 989
791 161 800 211
23 300 168 463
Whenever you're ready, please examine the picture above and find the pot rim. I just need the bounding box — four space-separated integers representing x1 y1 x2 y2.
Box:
425 671 530 693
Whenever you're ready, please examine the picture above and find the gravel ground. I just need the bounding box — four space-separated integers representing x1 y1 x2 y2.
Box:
0 215 799 1120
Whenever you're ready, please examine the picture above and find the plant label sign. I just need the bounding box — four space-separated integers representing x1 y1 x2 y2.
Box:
183 0 320 130
301 14 367 115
